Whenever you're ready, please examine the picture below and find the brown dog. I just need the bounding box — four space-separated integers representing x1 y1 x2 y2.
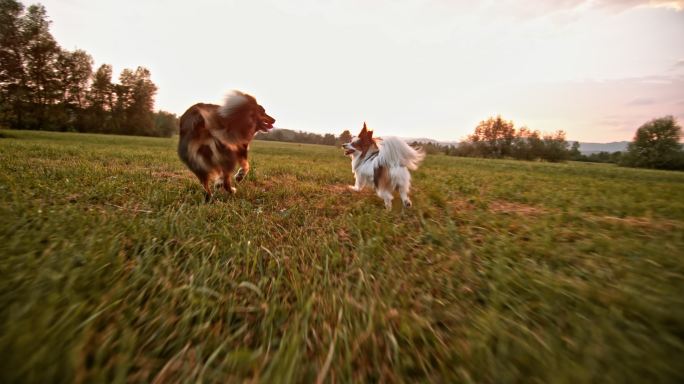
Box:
178 90 275 201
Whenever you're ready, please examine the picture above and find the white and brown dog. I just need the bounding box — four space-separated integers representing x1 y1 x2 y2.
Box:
178 90 275 201
343 123 425 209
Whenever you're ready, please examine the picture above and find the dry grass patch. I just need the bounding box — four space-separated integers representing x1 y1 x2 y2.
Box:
488 200 548 216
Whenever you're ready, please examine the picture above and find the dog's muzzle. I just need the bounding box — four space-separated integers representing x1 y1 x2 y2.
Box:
342 144 355 156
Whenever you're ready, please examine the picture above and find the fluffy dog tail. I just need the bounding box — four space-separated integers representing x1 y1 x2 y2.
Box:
378 136 425 170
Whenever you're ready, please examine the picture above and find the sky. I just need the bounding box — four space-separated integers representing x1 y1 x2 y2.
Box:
40 0 684 142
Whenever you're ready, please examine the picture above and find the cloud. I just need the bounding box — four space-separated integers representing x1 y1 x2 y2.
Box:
669 59 684 74
626 97 656 105
495 0 684 17
473 0 684 25
481 74 684 141
646 0 684 10
593 0 684 11
570 0 684 11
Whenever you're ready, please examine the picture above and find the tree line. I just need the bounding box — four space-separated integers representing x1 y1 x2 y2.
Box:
411 116 573 162
0 0 177 136
256 128 352 146
453 116 572 162
408 115 683 171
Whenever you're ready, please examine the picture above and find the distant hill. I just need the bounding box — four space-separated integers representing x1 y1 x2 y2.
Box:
401 137 459 146
257 129 630 154
573 141 629 154
405 138 629 154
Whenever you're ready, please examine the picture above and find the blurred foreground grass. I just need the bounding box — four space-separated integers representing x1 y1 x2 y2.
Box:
1 130 683 383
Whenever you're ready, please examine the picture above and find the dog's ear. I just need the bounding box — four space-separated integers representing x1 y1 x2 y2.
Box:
360 122 373 140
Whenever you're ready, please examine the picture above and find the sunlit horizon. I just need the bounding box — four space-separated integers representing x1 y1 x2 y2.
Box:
42 0 684 142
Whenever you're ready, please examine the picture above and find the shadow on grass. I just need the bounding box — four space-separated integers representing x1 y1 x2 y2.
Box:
0 131 17 139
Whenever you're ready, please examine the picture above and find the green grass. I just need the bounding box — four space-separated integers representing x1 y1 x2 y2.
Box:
1 130 683 383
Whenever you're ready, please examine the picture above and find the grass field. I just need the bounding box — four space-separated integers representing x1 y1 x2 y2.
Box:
1 130 683 383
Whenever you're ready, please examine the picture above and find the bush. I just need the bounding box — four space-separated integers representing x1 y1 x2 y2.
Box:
620 116 684 170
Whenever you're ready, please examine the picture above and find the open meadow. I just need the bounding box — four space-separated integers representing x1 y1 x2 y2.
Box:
1 130 683 383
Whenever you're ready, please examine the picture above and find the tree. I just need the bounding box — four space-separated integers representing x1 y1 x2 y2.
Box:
511 127 543 160
57 49 93 109
21 4 61 129
321 133 336 145
54 49 93 131
541 130 570 162
115 66 157 135
452 140 477 157
569 141 582 160
469 116 516 158
338 129 352 144
84 64 114 132
89 64 114 111
0 0 27 127
621 116 684 170
153 110 178 137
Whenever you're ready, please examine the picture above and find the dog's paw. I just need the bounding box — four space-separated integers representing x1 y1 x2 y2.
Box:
402 199 412 208
229 186 237 194
348 185 360 192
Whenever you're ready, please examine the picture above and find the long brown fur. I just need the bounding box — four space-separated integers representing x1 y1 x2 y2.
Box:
178 91 275 202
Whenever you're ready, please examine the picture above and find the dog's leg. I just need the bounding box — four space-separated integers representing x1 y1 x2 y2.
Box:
223 172 237 194
377 188 393 210
348 177 364 191
399 184 412 208
235 144 250 183
213 176 224 190
399 186 413 208
396 168 412 208
201 176 213 203
235 159 249 183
